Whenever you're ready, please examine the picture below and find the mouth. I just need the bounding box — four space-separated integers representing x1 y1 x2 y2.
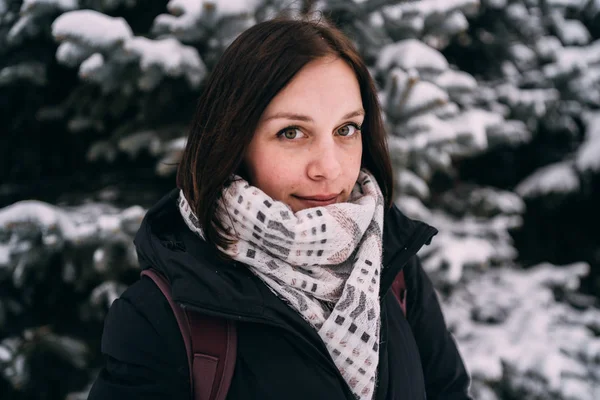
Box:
292 193 340 208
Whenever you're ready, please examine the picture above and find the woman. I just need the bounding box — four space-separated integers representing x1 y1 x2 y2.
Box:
88 17 472 400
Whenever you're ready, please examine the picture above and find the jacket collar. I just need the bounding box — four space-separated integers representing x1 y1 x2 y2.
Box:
134 189 437 321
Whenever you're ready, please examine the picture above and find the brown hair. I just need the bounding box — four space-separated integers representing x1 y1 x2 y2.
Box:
177 17 393 251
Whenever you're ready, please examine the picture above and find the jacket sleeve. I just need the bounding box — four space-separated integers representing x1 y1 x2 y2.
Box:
404 256 473 400
87 279 190 400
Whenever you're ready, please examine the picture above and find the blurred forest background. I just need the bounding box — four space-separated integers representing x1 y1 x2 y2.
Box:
1 0 600 399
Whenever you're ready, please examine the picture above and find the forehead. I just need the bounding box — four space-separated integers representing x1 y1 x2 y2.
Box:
262 57 363 118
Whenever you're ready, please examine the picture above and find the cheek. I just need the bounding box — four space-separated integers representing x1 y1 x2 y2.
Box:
246 146 300 200
345 143 363 181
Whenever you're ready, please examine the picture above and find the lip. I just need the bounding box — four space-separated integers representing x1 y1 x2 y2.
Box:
293 193 340 207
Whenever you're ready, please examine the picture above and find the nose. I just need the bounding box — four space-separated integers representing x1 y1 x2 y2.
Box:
306 136 342 181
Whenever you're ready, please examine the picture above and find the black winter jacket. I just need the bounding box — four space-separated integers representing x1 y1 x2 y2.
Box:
88 189 472 400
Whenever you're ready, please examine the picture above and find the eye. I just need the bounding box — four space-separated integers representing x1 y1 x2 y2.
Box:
277 126 305 140
337 123 361 137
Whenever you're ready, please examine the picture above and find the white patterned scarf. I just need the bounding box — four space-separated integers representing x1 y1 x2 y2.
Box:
177 169 385 399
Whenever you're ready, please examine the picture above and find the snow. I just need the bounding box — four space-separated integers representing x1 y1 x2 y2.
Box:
484 0 507 9
576 112 600 172
156 151 183 176
449 109 503 150
386 67 419 94
419 233 499 283
93 249 105 265
553 40 600 73
87 141 118 163
377 39 449 73
434 69 477 92
7 14 37 45
155 0 261 37
581 112 600 141
123 37 206 87
400 114 458 144
535 36 563 61
213 0 262 16
470 188 525 215
431 102 460 119
444 262 599 400
432 10 468 36
0 200 147 271
590 0 600 16
505 2 528 20
120 205 145 221
0 345 11 362
394 108 507 155
153 0 205 40
0 201 71 232
516 161 580 198
56 42 94 67
368 11 384 28
396 0 479 17
553 17 591 46
97 214 122 233
576 136 600 172
117 131 160 158
79 53 104 78
52 15 207 90
52 10 133 50
0 63 46 86
90 281 126 307
496 84 560 117
400 79 449 116
396 169 430 200
382 68 450 120
0 242 11 267
165 137 187 151
486 120 532 148
380 4 403 20
21 0 77 12
545 0 589 9
167 0 204 16
508 43 537 69
395 195 432 222
0 201 130 249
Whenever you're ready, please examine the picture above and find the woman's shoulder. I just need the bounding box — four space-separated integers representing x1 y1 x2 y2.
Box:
88 275 189 399
100 274 186 366
117 274 169 316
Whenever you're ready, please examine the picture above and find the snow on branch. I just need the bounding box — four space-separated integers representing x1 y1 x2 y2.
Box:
0 200 144 290
377 39 449 74
51 10 207 92
419 232 514 284
0 62 46 86
123 37 206 88
576 112 600 173
152 0 261 43
516 160 580 198
20 0 77 13
52 10 133 51
444 262 600 400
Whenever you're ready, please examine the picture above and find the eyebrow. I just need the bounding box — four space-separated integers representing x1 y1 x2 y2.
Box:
262 108 365 123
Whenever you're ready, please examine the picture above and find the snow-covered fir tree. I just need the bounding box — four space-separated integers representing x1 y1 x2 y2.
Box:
1 0 599 399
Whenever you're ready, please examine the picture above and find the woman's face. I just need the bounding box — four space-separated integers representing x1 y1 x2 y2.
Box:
245 57 364 213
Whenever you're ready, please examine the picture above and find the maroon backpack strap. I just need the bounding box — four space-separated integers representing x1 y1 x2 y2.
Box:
141 269 237 400
186 310 237 400
391 270 407 317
